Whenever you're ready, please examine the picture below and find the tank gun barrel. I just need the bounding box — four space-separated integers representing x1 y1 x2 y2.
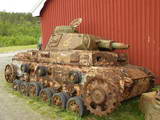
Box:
97 40 129 50
112 42 129 49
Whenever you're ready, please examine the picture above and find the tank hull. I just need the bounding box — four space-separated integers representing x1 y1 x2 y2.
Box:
7 49 154 116
12 59 152 100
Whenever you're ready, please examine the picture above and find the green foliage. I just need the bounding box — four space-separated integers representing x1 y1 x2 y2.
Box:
0 12 40 47
152 85 160 91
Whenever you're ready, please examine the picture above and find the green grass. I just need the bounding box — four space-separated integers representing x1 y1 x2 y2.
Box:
4 82 145 120
152 85 160 91
0 45 36 53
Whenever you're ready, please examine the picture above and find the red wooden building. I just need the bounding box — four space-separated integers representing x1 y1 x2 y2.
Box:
33 0 160 83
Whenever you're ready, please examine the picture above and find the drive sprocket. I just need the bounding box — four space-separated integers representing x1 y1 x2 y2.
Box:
83 77 120 116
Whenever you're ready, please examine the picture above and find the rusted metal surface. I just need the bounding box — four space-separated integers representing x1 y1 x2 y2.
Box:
40 0 160 83
13 50 127 67
9 58 154 116
4 64 17 83
4 19 155 116
45 18 129 51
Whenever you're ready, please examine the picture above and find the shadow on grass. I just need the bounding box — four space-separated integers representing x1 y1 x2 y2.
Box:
4 82 145 120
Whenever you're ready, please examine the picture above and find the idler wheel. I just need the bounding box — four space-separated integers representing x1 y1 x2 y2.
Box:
83 78 120 116
5 64 16 83
40 88 56 103
52 92 69 109
28 82 41 97
36 66 48 77
20 81 29 96
68 71 82 84
66 96 84 117
13 80 22 91
20 64 30 73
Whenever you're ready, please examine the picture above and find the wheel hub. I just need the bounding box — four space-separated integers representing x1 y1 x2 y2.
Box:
6 69 11 74
68 101 79 113
91 88 106 104
53 96 62 106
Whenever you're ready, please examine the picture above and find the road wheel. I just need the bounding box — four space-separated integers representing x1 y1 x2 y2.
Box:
68 71 82 84
52 92 69 109
13 80 22 91
28 82 41 97
66 96 84 117
20 81 29 96
36 66 48 77
40 88 55 103
20 64 30 73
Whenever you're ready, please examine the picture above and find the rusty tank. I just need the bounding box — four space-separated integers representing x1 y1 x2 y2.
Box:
4 18 155 116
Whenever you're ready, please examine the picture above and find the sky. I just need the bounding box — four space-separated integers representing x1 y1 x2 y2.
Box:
0 0 40 13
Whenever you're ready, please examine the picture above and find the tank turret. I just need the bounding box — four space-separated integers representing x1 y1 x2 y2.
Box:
45 18 129 51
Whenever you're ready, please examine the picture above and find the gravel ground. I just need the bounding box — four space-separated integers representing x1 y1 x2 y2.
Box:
0 52 52 120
